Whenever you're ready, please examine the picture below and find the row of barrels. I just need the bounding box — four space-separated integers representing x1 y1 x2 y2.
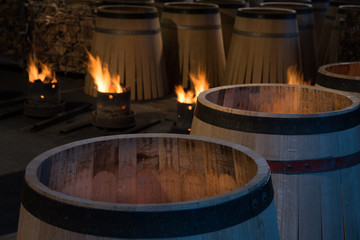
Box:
16 1 360 240
84 0 359 100
16 77 360 239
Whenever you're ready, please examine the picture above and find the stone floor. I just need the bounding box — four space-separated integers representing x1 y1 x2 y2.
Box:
0 66 179 237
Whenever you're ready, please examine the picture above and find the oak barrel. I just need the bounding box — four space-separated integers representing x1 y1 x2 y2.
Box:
17 134 279 239
191 84 360 239
317 61 360 98
224 8 301 85
260 3 317 84
322 5 360 64
84 5 168 100
160 2 226 89
197 0 246 57
318 0 360 65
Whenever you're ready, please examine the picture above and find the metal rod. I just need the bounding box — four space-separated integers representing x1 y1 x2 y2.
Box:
30 103 92 132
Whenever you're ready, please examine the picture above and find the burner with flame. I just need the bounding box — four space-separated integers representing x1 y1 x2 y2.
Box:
24 53 65 117
87 51 135 129
172 71 209 134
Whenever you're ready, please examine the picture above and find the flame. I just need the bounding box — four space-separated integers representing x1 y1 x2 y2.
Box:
86 50 124 93
175 70 209 104
287 65 310 86
27 53 56 84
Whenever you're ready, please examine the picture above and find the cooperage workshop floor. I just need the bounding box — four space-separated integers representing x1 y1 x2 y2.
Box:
0 65 178 239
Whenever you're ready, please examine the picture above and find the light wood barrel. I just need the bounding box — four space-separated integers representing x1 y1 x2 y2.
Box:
317 62 360 98
260 3 317 84
84 5 168 100
224 8 301 85
191 84 360 239
197 0 246 58
161 2 226 89
318 0 360 65
322 5 360 64
17 134 279 239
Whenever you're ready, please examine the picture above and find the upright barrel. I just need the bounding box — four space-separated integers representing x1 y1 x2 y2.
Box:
224 8 301 85
84 5 168 100
17 134 279 239
191 84 360 239
197 0 246 57
260 3 317 84
322 5 360 64
318 0 360 65
317 61 360 98
161 2 226 89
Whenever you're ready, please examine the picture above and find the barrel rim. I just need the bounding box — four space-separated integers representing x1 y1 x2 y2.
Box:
194 84 360 135
163 2 219 14
260 2 313 14
338 4 360 12
97 5 158 19
318 62 360 80
237 7 297 19
198 83 360 118
25 133 269 211
317 62 360 92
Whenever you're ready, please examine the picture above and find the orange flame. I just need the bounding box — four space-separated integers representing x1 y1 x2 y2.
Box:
175 70 209 104
86 50 124 93
27 53 56 84
287 65 310 86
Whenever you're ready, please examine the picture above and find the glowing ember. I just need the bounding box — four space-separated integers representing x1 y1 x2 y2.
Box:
287 65 310 86
27 53 56 84
86 50 124 93
175 70 209 104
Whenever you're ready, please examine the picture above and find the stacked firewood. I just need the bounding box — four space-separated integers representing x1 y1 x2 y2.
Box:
27 0 97 73
0 0 27 65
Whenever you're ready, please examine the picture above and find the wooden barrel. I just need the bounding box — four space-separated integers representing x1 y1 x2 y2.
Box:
17 134 279 239
317 62 360 98
197 0 246 58
260 3 317 84
322 5 360 64
160 2 226 89
84 5 168 100
318 0 360 65
224 8 301 85
191 84 360 239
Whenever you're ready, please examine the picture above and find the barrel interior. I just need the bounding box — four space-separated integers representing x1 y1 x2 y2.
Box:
205 85 352 114
37 137 258 204
325 63 360 77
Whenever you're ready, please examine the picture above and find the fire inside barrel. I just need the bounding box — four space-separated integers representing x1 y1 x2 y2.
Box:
24 53 64 117
86 51 135 129
173 69 209 133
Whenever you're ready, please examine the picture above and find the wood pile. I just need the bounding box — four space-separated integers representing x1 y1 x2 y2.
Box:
0 0 27 65
26 0 97 73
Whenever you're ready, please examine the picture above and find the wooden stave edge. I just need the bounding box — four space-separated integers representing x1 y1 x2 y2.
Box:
21 133 272 238
194 83 360 135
